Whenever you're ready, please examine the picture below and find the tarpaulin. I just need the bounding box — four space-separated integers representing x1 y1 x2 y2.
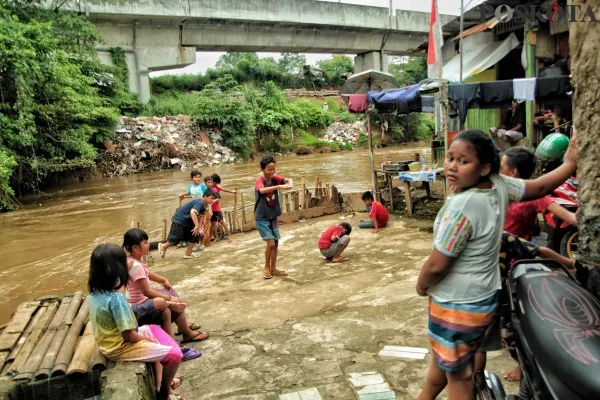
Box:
367 84 422 114
442 33 520 83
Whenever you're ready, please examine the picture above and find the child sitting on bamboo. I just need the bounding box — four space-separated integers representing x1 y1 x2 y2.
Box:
88 243 183 400
124 228 209 345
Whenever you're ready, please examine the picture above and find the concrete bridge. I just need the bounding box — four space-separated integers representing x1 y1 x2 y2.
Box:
51 0 453 102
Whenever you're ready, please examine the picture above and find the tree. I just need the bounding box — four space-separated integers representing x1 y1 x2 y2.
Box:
570 7 600 298
389 57 427 86
317 55 354 86
216 52 259 70
0 3 122 209
278 53 307 75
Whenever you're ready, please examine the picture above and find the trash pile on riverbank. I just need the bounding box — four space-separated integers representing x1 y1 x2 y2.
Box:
323 121 365 144
97 116 238 177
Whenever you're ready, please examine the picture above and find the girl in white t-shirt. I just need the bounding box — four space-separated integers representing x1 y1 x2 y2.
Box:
416 130 577 400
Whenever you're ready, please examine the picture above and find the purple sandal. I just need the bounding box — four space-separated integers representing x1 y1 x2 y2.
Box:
181 346 202 361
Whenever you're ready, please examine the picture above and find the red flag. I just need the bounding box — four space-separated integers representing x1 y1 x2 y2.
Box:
427 0 444 79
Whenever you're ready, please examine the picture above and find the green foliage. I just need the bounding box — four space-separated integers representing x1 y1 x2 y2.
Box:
297 131 338 150
288 100 333 129
389 57 427 86
150 52 354 94
0 4 124 209
316 55 354 86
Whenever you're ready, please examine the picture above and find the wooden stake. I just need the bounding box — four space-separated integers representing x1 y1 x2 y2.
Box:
240 193 247 225
404 181 414 217
293 191 300 210
162 218 167 242
313 176 319 197
52 297 89 377
130 219 135 229
137 222 140 229
325 184 331 206
300 177 306 209
233 189 239 232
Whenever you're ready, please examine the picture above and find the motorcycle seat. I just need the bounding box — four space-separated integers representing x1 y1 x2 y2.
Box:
516 270 600 398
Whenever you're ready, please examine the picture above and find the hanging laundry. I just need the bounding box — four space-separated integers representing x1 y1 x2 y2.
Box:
479 81 513 108
513 78 536 102
536 76 572 102
448 83 480 124
347 94 368 113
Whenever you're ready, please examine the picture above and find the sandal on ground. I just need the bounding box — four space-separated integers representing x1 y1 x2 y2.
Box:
183 253 200 259
170 378 182 390
181 347 202 361
176 323 201 335
263 271 273 280
168 394 185 400
271 268 288 276
159 243 166 259
180 331 209 343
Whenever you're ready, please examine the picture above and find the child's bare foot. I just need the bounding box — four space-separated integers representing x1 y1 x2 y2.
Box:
332 256 349 263
504 365 521 381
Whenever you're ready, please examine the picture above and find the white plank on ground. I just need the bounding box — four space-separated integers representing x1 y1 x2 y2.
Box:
356 383 392 394
298 388 323 400
382 345 428 354
378 349 427 359
279 392 302 400
349 373 385 387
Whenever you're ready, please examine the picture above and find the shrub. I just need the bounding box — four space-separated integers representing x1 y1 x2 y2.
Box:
289 100 333 129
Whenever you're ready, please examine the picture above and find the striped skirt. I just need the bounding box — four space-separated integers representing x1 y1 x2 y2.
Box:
428 292 499 372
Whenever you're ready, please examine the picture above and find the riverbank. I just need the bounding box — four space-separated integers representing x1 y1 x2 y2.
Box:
150 213 518 399
0 145 433 325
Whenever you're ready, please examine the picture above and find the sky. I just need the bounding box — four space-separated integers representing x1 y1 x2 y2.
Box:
150 0 485 77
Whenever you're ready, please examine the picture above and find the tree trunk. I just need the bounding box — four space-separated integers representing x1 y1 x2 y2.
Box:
570 0 600 298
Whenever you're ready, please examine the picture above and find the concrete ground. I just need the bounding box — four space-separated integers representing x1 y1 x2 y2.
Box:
151 213 519 399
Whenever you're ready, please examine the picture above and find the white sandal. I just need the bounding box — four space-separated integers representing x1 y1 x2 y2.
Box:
159 243 166 259
183 253 200 259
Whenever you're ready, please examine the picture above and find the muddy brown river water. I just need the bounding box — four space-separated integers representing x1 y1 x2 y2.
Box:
0 144 430 324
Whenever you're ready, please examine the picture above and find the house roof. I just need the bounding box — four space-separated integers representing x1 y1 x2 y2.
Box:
442 0 546 35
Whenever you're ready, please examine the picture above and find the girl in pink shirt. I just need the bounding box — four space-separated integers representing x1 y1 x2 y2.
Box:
124 229 209 344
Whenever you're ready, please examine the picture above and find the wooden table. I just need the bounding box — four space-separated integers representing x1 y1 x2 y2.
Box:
398 169 446 217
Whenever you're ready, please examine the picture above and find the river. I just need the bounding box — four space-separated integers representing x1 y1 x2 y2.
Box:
0 144 428 324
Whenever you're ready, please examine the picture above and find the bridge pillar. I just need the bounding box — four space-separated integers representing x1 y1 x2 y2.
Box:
94 24 196 103
354 52 389 74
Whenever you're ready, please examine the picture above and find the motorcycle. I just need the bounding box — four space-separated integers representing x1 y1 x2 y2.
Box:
542 192 578 259
477 259 600 399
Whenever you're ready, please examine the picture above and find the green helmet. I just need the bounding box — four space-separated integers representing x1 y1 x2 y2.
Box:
535 133 570 161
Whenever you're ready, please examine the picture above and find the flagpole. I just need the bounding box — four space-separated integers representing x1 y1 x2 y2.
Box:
459 0 464 83
434 0 448 157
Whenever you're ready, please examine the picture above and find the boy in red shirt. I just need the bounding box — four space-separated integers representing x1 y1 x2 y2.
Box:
359 191 389 233
318 222 352 263
210 173 236 243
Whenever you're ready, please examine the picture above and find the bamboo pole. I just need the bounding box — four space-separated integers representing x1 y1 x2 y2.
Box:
67 323 95 375
162 219 167 242
300 177 306 209
313 176 319 198
325 184 331 206
14 298 71 381
5 306 46 367
293 191 300 211
233 189 239 232
240 193 247 225
8 303 58 375
90 347 108 371
35 293 83 379
52 297 89 377
227 211 234 233
0 301 40 352
130 219 135 229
